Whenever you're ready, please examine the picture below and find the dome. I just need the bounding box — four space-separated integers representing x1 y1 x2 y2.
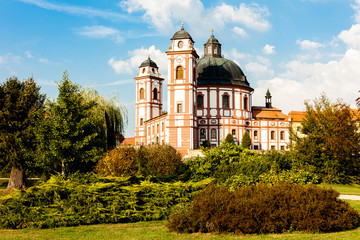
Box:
139 57 158 68
171 26 194 42
196 57 250 87
205 33 220 45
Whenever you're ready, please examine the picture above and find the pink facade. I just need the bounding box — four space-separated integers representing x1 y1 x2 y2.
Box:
134 26 291 156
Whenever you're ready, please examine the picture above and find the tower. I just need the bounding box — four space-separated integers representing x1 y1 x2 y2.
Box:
135 56 164 145
265 88 272 108
166 24 199 154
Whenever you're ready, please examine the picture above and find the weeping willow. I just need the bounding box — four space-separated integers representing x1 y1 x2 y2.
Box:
82 88 127 150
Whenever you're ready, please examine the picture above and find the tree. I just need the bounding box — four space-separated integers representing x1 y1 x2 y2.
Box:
224 133 235 145
0 77 45 190
81 88 127 150
37 71 103 176
290 94 360 183
241 131 251 149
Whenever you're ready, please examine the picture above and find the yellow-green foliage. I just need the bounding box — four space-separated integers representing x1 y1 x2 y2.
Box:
0 174 210 229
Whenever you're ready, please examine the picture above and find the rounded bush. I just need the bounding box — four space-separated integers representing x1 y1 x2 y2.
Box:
167 182 359 234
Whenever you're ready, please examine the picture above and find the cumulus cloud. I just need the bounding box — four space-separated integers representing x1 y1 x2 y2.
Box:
352 0 360 23
119 0 270 35
108 45 167 76
338 24 360 49
263 44 275 54
233 27 248 37
76 25 123 43
245 56 274 79
296 39 323 50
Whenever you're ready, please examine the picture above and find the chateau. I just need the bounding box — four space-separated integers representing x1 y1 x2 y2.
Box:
134 25 296 156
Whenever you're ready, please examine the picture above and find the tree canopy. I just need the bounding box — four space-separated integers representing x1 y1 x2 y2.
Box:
291 94 360 183
0 77 45 189
241 131 251 149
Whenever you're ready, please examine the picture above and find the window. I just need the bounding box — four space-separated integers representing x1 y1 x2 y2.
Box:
177 103 182 113
200 129 206 138
244 97 248 110
280 131 285 140
152 68 156 74
197 95 204 108
178 41 183 48
254 130 258 140
140 118 143 125
271 146 275 150
140 88 145 99
153 88 158 100
280 146 285 151
254 145 259 150
271 131 275 140
176 66 183 79
214 48 217 54
232 129 236 136
156 136 159 144
162 122 164 132
208 46 211 54
157 124 159 133
211 129 216 139
142 68 145 73
223 95 229 108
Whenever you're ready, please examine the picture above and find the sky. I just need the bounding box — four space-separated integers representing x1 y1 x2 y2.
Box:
1 0 360 137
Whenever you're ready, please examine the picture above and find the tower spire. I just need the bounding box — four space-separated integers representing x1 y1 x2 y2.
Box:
265 88 272 108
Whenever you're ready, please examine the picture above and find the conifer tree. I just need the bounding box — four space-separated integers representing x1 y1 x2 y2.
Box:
224 133 235 145
0 77 45 189
241 131 251 149
37 71 102 176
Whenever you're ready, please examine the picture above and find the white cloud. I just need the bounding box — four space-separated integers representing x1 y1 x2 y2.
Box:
263 44 275 55
19 0 130 21
25 51 33 59
119 0 270 35
352 0 360 23
0 56 6 64
108 45 167 76
338 24 360 49
253 48 360 113
228 49 252 60
296 39 323 50
245 56 274 79
213 3 271 32
233 27 248 37
76 25 123 43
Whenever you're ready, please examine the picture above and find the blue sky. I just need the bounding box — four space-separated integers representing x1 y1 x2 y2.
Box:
1 0 360 137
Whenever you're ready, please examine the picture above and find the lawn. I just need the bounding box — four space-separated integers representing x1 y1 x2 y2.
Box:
1 220 360 240
1 183 360 239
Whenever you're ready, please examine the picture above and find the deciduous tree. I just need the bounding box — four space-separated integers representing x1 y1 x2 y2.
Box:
291 94 360 183
0 77 45 189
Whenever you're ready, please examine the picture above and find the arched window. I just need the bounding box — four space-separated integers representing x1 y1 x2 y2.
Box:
197 95 204 108
140 88 145 100
244 97 248 110
223 95 229 108
254 130 258 140
153 88 158 100
176 66 183 79
208 46 212 54
271 131 275 140
231 129 236 136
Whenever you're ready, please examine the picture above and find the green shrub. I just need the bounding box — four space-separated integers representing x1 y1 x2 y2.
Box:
0 174 211 229
95 146 138 176
167 182 359 234
224 133 234 144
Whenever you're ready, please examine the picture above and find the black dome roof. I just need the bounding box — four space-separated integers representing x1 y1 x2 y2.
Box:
171 26 194 42
139 57 158 68
196 57 250 87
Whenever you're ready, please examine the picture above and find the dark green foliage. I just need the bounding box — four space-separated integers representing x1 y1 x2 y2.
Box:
0 174 211 229
36 71 103 176
224 133 234 144
291 94 360 184
0 76 45 189
241 131 251 149
201 140 211 148
96 144 184 178
167 182 360 234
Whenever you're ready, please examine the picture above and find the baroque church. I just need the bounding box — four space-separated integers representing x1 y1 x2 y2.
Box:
134 25 293 156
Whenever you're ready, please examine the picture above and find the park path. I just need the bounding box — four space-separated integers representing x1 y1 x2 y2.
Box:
339 195 360 200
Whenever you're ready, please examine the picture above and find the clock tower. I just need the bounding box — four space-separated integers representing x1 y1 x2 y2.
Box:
166 24 199 154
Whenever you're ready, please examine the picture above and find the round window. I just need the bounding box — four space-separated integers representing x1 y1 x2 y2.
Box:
178 41 184 48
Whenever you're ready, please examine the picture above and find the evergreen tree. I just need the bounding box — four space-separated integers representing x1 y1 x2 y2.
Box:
241 131 251 149
290 94 360 183
224 133 235 145
37 71 102 176
0 77 45 189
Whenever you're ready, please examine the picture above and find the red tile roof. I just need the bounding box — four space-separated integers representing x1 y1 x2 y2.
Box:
252 107 287 120
120 137 135 146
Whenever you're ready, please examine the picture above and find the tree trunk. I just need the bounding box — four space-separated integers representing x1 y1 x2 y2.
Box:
7 167 26 190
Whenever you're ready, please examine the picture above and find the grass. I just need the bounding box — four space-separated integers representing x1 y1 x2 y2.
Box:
1 220 360 240
320 183 360 196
